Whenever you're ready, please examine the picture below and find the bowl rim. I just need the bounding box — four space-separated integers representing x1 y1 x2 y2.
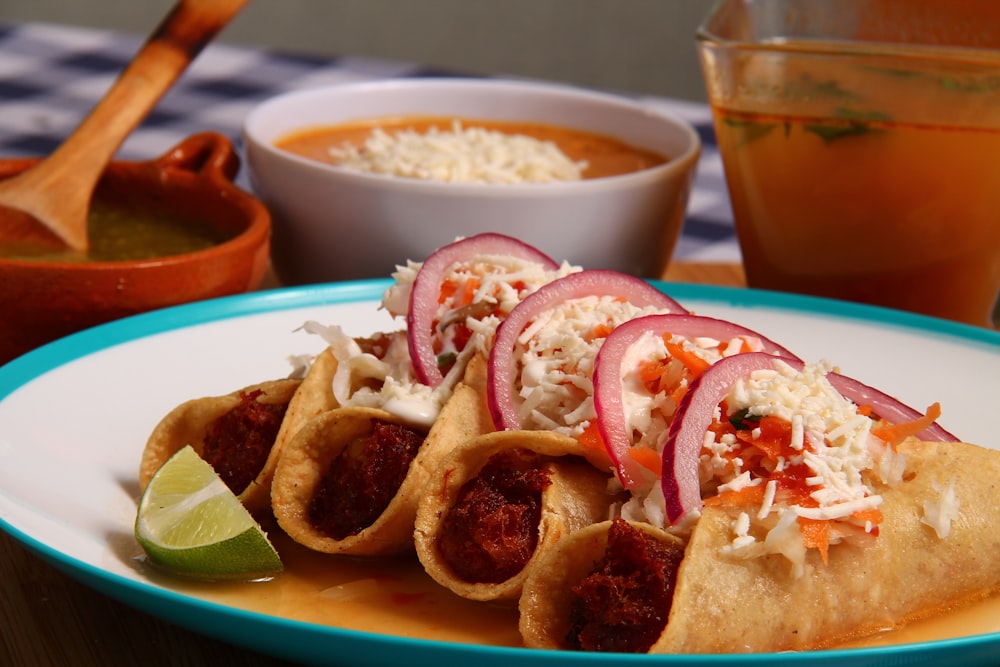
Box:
242 77 702 194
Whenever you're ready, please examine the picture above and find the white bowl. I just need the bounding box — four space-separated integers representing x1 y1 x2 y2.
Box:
243 78 701 284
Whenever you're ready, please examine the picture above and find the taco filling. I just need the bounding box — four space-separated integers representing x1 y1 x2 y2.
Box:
307 418 426 540
201 388 291 496
566 518 684 653
437 449 553 583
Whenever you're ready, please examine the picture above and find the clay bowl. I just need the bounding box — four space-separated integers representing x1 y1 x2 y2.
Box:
0 132 271 366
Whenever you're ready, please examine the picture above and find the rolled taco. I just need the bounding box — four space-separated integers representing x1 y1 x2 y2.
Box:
657 438 1000 652
271 353 494 555
138 342 343 518
411 271 685 602
520 439 1000 653
415 429 620 601
139 378 306 517
267 236 582 555
520 353 999 653
518 518 685 652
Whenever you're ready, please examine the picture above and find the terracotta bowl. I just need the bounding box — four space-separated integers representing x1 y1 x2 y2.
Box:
0 133 271 366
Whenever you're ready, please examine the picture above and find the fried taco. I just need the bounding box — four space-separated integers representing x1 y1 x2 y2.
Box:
271 354 494 556
521 439 1000 653
519 353 1000 653
518 518 685 652
138 377 320 517
414 429 620 601
408 271 685 602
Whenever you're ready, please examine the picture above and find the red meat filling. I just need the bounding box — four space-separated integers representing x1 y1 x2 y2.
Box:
566 517 685 653
202 389 290 495
308 419 425 540
437 450 552 584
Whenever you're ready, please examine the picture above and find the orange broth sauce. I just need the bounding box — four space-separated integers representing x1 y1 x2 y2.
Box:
152 529 1000 652
275 115 668 180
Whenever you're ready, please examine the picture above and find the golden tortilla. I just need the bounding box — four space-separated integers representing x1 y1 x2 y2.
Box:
518 439 1000 653
415 429 618 602
656 439 1000 653
519 519 684 648
138 378 303 517
271 353 495 556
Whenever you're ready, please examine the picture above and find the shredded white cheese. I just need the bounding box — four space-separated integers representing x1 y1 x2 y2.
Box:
383 253 580 359
294 250 579 427
922 478 960 539
513 296 672 436
298 321 448 427
329 120 588 184
706 359 890 575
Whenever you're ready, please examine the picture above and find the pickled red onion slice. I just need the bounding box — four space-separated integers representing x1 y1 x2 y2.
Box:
827 373 958 442
487 269 687 431
407 233 558 387
661 352 802 524
593 314 799 489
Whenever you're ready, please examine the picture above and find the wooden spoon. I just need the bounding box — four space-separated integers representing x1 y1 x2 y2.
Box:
0 0 249 251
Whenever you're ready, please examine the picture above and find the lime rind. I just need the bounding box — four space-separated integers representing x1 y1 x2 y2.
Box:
138 525 283 580
135 445 283 581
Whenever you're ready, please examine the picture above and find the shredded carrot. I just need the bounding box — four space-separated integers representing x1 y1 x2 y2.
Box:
664 340 711 378
577 422 607 455
587 323 615 341
704 483 766 507
798 517 830 564
668 382 688 406
637 359 666 393
851 507 884 526
738 416 794 462
871 402 942 449
856 404 874 417
457 277 481 307
627 446 662 475
438 280 458 305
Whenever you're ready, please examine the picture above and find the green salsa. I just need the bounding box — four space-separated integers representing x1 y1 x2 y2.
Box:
1 205 233 262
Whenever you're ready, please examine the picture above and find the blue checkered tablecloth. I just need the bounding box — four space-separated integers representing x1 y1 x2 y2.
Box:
0 20 739 263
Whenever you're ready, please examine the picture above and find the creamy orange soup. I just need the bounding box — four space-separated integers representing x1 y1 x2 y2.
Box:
275 115 668 180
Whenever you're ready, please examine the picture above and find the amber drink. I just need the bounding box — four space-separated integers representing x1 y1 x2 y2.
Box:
698 0 1000 327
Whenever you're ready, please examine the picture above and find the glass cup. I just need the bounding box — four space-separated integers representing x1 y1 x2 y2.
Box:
697 0 1000 327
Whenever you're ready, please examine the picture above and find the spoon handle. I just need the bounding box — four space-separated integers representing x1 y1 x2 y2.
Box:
0 0 249 249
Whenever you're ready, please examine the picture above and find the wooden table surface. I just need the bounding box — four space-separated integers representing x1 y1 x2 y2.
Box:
0 261 745 667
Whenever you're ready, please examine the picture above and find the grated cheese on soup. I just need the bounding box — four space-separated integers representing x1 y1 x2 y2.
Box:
328 120 588 184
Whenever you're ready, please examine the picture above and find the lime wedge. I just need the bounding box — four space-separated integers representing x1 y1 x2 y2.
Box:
135 445 282 580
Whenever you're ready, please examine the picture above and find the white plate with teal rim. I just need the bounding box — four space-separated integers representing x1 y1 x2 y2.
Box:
1 280 998 667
